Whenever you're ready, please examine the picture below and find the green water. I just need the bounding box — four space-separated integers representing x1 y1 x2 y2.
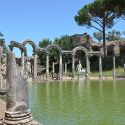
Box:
28 80 125 125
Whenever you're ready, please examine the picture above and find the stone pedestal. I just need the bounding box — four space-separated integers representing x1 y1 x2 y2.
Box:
2 52 41 125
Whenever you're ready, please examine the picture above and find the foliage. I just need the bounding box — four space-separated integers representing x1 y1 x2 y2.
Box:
38 39 52 65
54 35 73 50
93 32 103 42
0 32 5 46
90 55 125 72
106 30 122 41
38 35 73 71
54 35 73 63
39 38 52 48
74 0 119 56
104 0 125 20
0 32 7 54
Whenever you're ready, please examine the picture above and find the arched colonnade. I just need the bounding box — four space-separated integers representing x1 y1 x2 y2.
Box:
8 40 103 80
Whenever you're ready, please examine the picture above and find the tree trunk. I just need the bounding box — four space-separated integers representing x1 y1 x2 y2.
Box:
103 19 106 57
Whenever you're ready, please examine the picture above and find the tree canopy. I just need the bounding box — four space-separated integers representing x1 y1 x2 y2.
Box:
0 31 7 54
104 0 125 19
74 0 119 56
54 35 73 63
93 32 103 42
106 30 122 41
54 35 73 50
39 38 52 48
38 39 52 65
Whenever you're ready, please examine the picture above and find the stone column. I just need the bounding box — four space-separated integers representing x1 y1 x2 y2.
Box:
86 55 90 77
46 52 49 80
99 55 102 78
113 56 116 78
52 62 55 79
59 53 62 79
62 63 64 77
72 54 75 78
2 52 41 125
21 50 24 74
34 53 37 80
65 62 67 77
52 62 55 75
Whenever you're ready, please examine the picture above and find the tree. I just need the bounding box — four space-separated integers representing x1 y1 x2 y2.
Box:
54 35 73 63
74 0 118 56
0 32 7 54
39 38 52 48
0 32 4 45
104 0 125 22
106 30 122 41
54 35 73 50
93 32 103 42
38 38 52 65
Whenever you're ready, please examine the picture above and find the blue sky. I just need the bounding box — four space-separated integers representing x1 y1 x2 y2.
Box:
0 0 124 57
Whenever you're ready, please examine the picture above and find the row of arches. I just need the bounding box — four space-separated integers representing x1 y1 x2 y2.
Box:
9 39 102 80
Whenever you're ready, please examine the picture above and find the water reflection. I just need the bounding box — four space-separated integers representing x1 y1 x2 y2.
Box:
29 80 125 125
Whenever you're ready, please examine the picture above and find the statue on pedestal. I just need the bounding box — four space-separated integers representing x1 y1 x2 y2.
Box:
77 60 86 79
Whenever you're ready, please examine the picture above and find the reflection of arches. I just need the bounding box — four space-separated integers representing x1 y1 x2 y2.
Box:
45 44 62 80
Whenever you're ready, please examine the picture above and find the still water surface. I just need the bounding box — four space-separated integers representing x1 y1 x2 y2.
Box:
29 80 125 125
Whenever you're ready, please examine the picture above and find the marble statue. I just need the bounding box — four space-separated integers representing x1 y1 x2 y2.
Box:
77 60 86 74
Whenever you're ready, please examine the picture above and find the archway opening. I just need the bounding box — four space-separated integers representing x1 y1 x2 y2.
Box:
48 47 61 76
24 43 36 78
13 47 21 66
74 49 87 77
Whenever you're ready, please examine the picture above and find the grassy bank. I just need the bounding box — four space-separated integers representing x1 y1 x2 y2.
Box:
90 67 125 77
65 67 125 78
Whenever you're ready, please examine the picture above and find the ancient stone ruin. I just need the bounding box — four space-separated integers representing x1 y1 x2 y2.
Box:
1 52 42 125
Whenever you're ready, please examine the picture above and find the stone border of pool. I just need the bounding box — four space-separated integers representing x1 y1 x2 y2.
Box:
33 76 125 83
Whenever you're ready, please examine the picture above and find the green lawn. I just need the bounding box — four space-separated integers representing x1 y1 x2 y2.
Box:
90 67 125 77
66 67 125 77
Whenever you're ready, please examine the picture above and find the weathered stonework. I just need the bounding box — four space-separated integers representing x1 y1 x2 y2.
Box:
1 52 42 125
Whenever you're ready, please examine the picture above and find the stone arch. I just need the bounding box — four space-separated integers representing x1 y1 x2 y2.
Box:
45 44 62 80
9 41 25 51
71 46 89 78
22 39 37 53
72 46 88 55
9 41 25 67
46 44 62 53
22 39 37 79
